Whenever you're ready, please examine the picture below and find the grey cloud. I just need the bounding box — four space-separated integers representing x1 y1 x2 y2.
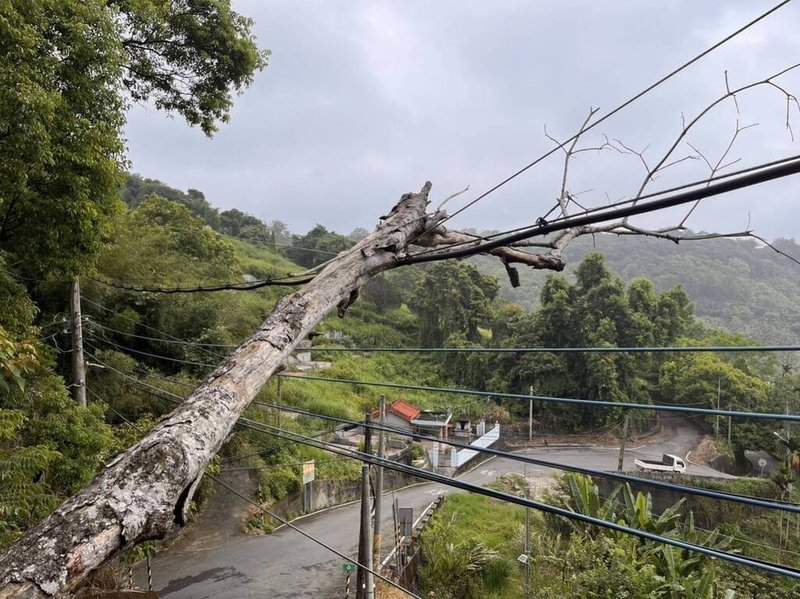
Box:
124 0 800 240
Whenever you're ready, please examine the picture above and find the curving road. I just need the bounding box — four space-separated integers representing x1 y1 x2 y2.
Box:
144 420 729 598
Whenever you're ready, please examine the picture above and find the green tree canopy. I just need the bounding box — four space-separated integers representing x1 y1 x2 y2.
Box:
408 262 499 347
0 0 126 276
483 254 694 430
0 0 266 276
113 0 269 135
285 225 354 268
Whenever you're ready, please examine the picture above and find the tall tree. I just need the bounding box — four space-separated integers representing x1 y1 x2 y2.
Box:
0 0 267 277
484 254 694 430
408 262 499 347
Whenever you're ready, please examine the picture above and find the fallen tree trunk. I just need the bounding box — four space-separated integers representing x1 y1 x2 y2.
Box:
0 183 441 598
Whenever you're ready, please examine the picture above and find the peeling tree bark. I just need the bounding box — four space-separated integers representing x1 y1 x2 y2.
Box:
0 183 445 598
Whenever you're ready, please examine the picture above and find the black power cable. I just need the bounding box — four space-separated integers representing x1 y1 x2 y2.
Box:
401 157 800 264
256 399 800 515
406 0 795 245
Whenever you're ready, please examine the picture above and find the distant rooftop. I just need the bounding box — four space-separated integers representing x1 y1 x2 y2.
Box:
389 400 422 422
411 409 452 427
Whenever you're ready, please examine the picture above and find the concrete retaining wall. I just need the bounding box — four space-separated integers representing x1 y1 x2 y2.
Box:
267 459 418 524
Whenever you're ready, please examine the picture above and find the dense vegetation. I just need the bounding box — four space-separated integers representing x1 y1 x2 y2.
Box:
473 233 800 344
421 473 800 598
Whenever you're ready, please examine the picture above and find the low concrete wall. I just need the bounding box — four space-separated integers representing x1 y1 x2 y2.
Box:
451 424 501 467
266 458 418 524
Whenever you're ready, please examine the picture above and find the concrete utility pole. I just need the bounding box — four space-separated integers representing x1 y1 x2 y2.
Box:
715 377 721 441
524 483 531 599
528 385 534 442
617 412 629 472
373 395 386 567
357 416 374 599
69 277 87 408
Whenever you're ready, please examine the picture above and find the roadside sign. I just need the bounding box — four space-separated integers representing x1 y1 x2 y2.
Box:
399 507 414 536
342 563 355 573
302 460 315 484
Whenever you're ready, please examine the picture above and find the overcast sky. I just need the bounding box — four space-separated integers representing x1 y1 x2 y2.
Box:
124 0 800 240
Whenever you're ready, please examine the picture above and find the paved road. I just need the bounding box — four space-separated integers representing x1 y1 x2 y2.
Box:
147 421 728 598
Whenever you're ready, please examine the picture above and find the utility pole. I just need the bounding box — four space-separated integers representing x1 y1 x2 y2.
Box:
727 404 732 447
529 385 534 442
523 462 531 599
617 412 629 472
69 277 87 408
357 415 374 599
373 395 386 568
715 377 721 441
277 377 282 430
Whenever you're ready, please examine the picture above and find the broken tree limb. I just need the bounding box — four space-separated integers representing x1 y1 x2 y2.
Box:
0 183 444 598
417 225 566 272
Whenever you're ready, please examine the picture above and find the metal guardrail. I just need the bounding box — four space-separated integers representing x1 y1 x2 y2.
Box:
380 495 444 570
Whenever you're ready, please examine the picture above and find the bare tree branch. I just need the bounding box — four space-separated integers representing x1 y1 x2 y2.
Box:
416 225 566 275
545 108 607 217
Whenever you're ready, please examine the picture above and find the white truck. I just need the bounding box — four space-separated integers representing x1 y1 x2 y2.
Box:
634 453 687 474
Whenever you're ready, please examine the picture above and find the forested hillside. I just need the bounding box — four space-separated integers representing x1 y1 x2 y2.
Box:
472 234 800 344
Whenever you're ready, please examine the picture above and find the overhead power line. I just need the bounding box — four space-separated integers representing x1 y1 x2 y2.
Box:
86 335 219 369
306 344 800 354
244 420 800 580
409 151 800 261
408 0 794 241
502 153 800 243
278 374 800 422
86 320 238 349
81 296 227 361
256 399 800 515
222 457 352 472
402 156 800 264
88 273 312 294
88 357 800 580
94 377 416 598
207 474 420 598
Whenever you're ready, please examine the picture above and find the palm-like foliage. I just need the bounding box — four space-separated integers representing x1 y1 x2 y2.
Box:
557 474 734 598
774 431 800 473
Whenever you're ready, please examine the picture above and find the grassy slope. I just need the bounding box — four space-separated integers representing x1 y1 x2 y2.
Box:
421 494 524 599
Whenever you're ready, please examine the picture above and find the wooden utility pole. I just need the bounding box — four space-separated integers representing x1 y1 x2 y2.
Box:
373 395 386 567
617 412 630 472
357 415 373 599
70 277 87 408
